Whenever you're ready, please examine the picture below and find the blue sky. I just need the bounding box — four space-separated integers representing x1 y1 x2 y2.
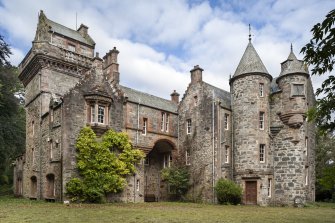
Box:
0 0 333 99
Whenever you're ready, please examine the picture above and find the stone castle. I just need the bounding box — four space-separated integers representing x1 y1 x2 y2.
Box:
13 11 316 206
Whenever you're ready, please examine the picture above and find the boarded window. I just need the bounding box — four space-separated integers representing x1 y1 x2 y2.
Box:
292 84 304 96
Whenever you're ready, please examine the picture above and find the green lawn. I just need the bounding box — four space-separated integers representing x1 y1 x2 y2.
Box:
0 196 335 223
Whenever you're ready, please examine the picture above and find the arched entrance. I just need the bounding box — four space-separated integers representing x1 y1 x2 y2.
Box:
30 176 37 199
144 139 175 202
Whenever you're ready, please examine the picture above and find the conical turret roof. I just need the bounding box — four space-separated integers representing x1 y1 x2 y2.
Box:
233 42 269 77
280 45 308 76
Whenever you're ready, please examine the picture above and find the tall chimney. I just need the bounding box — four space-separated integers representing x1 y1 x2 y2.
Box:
103 47 120 84
190 65 203 84
77 24 88 36
170 90 180 104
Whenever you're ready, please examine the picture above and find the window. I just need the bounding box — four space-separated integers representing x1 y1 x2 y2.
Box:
259 112 265 130
161 112 165 131
186 119 192 134
163 153 172 168
136 179 140 192
50 109 54 123
50 140 53 160
142 118 147 135
32 120 35 136
98 105 105 123
268 178 272 197
88 103 109 125
165 114 169 132
186 149 191 165
259 144 265 163
305 167 309 185
68 43 75 52
161 112 169 132
224 114 229 130
292 84 305 96
259 83 264 97
32 148 35 165
225 146 230 163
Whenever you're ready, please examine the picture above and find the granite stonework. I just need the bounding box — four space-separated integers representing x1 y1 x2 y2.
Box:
14 11 316 206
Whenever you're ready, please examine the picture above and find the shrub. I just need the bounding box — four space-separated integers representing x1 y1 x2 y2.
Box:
161 166 189 199
215 179 242 205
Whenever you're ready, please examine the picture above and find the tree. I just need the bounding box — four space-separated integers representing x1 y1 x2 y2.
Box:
301 9 335 134
0 35 11 67
161 166 190 200
66 127 144 203
315 130 335 201
0 36 25 187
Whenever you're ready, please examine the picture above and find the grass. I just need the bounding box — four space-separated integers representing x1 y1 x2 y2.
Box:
0 196 335 223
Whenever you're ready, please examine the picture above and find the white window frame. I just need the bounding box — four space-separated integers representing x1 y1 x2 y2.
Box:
268 178 272 197
186 149 191 166
163 154 172 168
259 112 265 130
225 146 230 163
224 114 229 130
136 179 140 192
89 102 108 125
98 105 105 124
259 144 265 163
142 118 147 135
186 119 192 135
165 114 169 132
161 112 165 132
259 83 264 97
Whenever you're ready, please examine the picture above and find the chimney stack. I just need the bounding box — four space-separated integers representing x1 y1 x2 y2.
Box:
103 47 120 84
78 24 88 36
170 90 180 104
190 65 203 84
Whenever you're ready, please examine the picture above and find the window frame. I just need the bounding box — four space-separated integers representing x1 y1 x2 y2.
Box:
259 112 265 130
225 146 230 164
291 83 305 97
224 114 229 130
186 119 192 135
142 118 148 135
186 149 191 166
259 83 264 97
259 144 265 163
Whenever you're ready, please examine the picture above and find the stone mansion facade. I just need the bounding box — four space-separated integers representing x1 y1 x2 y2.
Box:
13 11 316 206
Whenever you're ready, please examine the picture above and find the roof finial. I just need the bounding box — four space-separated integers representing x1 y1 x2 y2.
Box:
248 24 251 42
290 43 293 52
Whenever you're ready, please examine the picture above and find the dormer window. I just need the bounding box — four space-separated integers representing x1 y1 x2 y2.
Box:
88 103 108 124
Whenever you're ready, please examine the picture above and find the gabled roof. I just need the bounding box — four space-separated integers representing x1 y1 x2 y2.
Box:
39 10 95 47
120 86 178 113
203 82 231 109
233 42 269 77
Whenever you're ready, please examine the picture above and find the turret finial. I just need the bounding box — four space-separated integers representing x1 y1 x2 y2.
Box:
290 43 293 52
248 24 251 42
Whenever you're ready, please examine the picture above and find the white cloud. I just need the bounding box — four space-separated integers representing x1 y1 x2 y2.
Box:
0 0 333 98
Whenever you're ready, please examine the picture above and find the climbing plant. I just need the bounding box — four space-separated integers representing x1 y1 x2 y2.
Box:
66 127 144 203
161 166 190 200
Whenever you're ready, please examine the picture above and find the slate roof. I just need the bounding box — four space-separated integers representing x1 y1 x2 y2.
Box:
203 82 231 109
46 17 95 47
279 50 309 76
233 42 269 77
120 86 178 113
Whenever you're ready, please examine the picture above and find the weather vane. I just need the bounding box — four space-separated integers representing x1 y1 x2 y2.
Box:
248 24 252 42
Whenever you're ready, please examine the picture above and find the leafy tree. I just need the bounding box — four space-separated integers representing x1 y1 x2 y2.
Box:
315 130 335 201
66 127 144 203
161 166 190 199
0 35 11 67
301 9 335 134
0 36 25 187
214 179 242 205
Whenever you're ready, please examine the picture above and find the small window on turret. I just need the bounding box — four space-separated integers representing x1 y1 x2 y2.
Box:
292 84 305 97
259 83 264 97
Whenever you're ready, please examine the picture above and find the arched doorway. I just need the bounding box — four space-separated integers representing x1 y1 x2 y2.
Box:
30 176 37 199
144 139 175 202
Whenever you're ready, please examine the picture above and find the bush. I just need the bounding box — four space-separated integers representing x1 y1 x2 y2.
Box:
161 166 189 199
215 179 242 205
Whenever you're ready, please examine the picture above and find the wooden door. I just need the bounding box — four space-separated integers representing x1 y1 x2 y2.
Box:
245 181 257 205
